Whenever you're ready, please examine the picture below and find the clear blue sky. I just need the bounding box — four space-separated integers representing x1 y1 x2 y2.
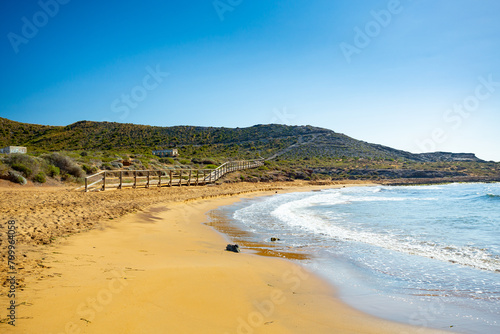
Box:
1 0 499 161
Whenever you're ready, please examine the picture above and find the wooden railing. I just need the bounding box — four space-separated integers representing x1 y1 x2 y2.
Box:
81 159 264 192
203 160 264 182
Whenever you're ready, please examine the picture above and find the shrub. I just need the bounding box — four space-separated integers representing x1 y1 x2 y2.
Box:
11 163 32 177
205 164 218 169
82 164 98 175
33 172 46 183
5 153 36 166
8 171 27 185
45 153 85 178
61 174 71 181
101 163 113 170
47 165 60 177
179 159 191 165
0 162 9 176
5 154 39 176
138 158 150 169
159 157 175 164
110 161 123 169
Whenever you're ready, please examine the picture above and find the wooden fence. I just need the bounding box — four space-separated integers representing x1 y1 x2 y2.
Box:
82 159 264 192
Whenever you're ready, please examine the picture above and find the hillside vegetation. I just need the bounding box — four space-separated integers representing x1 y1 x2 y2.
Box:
0 118 488 161
1 117 498 185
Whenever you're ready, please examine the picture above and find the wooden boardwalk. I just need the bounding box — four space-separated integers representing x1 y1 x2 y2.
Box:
82 159 264 192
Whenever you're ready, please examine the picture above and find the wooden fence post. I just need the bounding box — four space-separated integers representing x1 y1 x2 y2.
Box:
188 170 192 186
85 177 88 192
102 171 106 191
158 171 162 187
118 171 123 189
146 171 150 188
169 170 173 187
179 170 183 186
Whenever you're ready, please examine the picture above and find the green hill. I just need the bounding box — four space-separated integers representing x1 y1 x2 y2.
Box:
0 117 485 162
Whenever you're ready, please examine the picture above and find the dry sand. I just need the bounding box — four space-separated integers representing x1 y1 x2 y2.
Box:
0 181 450 333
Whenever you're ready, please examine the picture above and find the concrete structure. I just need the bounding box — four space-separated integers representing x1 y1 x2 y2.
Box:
0 146 27 154
152 149 179 157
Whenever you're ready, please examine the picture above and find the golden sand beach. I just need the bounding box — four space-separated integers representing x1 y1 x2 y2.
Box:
0 181 450 333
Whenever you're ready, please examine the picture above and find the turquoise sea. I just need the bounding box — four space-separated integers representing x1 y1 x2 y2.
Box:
211 183 500 333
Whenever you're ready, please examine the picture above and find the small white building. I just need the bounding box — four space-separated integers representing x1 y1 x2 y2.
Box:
152 149 179 157
0 146 27 154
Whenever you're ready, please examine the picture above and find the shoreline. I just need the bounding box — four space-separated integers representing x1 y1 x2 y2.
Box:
0 182 451 333
209 182 500 334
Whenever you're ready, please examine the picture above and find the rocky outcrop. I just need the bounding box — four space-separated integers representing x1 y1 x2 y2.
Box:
415 152 485 162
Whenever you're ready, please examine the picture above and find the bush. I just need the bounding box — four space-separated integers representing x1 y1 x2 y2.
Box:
5 153 36 166
47 165 60 177
159 157 173 164
5 154 39 176
45 153 85 178
33 172 46 183
205 164 218 169
179 159 191 165
110 161 123 169
101 163 113 170
61 174 76 182
82 164 98 175
8 171 27 185
11 163 33 177
0 162 9 176
138 158 150 169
